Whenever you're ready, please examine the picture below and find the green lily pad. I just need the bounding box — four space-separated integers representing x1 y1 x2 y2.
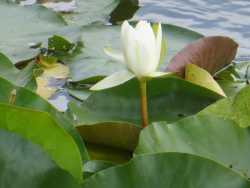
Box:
69 77 222 126
0 2 83 63
85 142 132 164
0 129 80 188
67 88 92 101
76 122 140 152
214 62 249 97
0 77 89 161
199 86 250 128
185 63 226 97
0 52 35 87
82 153 250 188
62 0 119 25
217 80 246 97
68 23 203 83
67 76 222 154
234 61 250 80
83 160 115 178
135 115 250 179
0 103 83 182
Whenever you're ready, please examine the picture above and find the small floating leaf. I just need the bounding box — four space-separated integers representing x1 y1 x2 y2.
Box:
185 63 226 97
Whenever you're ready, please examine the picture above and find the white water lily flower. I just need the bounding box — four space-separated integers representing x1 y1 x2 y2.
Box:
91 20 169 91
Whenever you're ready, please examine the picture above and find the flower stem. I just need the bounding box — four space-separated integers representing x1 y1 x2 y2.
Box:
139 79 148 128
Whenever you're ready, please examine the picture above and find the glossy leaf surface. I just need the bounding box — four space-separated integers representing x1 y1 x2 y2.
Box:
0 103 83 182
0 129 80 188
82 153 250 188
135 115 250 178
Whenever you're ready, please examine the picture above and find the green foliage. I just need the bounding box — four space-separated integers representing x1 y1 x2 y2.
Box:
82 153 250 188
83 160 115 178
0 1 67 62
0 0 250 187
216 61 250 97
68 76 221 127
61 0 119 25
135 115 250 178
200 86 250 128
0 103 83 182
0 53 35 87
0 129 80 188
0 77 89 162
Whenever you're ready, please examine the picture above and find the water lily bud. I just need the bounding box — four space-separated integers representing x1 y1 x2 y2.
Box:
90 20 167 91
121 20 162 78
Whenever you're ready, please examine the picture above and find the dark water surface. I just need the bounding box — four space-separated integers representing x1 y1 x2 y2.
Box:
134 0 250 61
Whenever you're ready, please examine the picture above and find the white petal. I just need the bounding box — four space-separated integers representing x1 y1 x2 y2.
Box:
134 21 158 76
121 20 133 60
104 47 124 63
147 71 173 78
134 40 156 77
90 70 134 91
120 21 161 78
121 21 130 41
156 23 163 64
122 25 139 75
135 21 155 49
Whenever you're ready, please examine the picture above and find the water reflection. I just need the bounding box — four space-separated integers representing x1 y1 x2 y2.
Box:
134 0 250 60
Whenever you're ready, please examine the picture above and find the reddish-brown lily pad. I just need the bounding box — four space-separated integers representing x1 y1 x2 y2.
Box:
166 36 238 77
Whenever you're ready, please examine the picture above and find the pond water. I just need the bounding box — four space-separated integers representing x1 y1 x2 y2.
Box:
134 0 250 61
20 0 250 61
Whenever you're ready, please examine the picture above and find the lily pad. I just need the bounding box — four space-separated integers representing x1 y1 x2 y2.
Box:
82 153 250 188
85 142 132 164
0 103 83 182
166 36 238 77
214 62 249 97
0 129 80 188
68 23 202 83
0 77 89 161
83 160 115 178
135 115 250 179
67 88 92 101
216 61 250 83
185 63 226 97
199 86 250 128
217 80 246 97
69 77 222 126
0 52 35 87
61 0 120 25
67 76 222 153
234 61 250 80
0 1 83 63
